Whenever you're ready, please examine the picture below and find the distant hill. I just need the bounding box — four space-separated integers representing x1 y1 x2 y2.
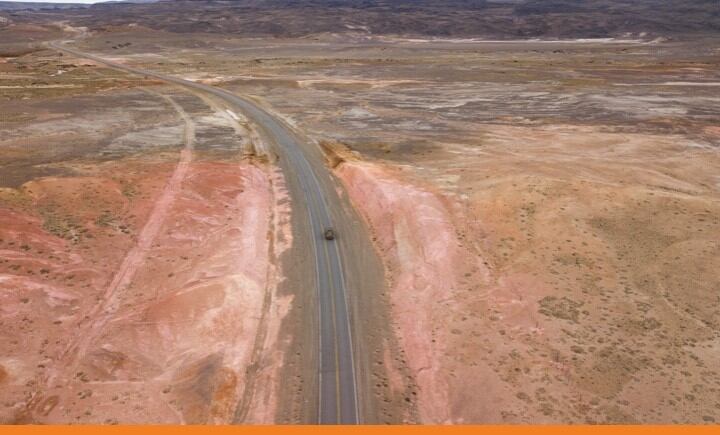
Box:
102 0 160 3
0 1 90 11
0 0 159 10
5 0 720 38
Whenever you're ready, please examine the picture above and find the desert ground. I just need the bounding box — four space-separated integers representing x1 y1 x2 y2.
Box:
1 0 719 425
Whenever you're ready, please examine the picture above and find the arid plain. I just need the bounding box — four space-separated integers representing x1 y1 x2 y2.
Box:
1 1 720 425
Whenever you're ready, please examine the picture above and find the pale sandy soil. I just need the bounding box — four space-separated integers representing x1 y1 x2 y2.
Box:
335 124 720 423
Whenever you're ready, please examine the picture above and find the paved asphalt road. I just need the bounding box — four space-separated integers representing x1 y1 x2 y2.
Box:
49 42 360 424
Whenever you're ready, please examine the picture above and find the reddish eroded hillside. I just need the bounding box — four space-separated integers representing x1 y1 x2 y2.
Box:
336 161 491 422
0 158 290 424
0 158 173 422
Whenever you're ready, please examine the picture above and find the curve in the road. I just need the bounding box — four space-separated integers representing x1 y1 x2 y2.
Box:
49 42 360 424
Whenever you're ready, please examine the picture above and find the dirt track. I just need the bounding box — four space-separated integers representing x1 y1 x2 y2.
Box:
55 91 195 381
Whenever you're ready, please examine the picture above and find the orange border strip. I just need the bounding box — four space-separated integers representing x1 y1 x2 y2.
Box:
0 426 718 434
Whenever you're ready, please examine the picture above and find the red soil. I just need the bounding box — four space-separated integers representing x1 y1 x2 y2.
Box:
0 159 288 423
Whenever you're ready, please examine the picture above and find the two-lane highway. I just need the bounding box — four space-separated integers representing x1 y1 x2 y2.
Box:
49 42 360 424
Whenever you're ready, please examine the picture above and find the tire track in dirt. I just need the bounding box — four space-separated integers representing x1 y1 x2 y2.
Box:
47 89 196 385
232 167 282 423
177 90 290 423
